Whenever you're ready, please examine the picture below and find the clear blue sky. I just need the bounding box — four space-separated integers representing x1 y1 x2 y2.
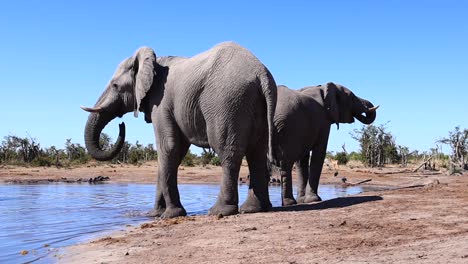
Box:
0 0 467 154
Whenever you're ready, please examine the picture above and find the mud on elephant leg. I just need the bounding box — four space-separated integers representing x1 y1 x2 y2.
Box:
240 148 272 213
208 148 243 216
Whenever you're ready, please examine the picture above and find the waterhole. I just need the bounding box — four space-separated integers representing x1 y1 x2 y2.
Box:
0 183 365 263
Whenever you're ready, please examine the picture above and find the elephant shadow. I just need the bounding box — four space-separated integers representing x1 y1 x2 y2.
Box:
270 195 383 212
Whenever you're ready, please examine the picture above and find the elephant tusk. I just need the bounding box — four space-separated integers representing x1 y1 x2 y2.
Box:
80 106 103 113
367 105 379 112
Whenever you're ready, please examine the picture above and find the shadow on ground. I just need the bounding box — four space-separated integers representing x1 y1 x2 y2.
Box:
271 195 383 212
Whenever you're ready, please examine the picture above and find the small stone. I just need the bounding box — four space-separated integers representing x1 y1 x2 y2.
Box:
242 227 257 232
20 250 29 255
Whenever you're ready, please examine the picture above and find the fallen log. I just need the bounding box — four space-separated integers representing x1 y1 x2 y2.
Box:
342 179 372 187
354 179 372 185
413 156 433 172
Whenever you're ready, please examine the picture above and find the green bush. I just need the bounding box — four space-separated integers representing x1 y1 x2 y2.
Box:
181 150 197 167
210 156 221 166
348 151 362 161
128 153 141 165
201 149 216 166
335 152 349 165
76 154 91 165
32 156 52 167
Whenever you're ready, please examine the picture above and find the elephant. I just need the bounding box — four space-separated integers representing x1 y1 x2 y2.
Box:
273 82 377 206
81 42 277 218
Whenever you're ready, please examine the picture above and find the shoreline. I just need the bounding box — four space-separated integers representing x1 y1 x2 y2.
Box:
0 161 428 187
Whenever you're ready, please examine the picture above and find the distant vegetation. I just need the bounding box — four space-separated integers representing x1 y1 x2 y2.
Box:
327 124 467 172
1 126 466 172
0 134 153 167
0 133 221 168
437 126 468 173
350 123 403 167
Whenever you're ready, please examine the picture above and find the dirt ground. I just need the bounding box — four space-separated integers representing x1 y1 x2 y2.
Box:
1 162 467 263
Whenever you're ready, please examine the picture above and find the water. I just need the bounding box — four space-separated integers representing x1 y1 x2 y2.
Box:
0 183 363 263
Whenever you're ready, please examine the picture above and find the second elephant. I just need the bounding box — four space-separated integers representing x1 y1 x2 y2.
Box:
274 82 377 205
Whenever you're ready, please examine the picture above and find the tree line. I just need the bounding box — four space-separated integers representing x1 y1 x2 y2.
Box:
328 124 467 174
1 126 466 172
0 133 157 167
0 133 221 167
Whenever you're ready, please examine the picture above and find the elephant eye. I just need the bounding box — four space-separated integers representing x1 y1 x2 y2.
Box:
112 83 118 89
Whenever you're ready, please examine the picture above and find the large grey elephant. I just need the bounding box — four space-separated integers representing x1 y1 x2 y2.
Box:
273 83 377 206
81 42 277 218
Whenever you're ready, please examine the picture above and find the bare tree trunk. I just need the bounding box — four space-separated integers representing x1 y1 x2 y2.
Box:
413 156 433 172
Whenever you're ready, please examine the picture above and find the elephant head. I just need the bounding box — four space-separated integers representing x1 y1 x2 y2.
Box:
323 82 378 127
81 47 156 161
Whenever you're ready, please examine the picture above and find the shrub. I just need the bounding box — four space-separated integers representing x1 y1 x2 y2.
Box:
335 152 349 165
210 156 221 166
181 150 197 167
32 156 52 167
348 151 362 161
201 148 216 166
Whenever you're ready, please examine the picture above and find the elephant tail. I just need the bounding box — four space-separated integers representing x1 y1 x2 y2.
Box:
259 70 278 165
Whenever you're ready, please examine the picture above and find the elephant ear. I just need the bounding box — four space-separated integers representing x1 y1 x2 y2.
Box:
323 82 340 127
133 47 156 117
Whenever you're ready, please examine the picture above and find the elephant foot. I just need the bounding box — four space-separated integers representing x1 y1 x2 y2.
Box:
161 206 187 218
147 207 165 217
208 203 239 216
240 195 271 214
303 194 322 203
296 195 305 204
282 197 297 206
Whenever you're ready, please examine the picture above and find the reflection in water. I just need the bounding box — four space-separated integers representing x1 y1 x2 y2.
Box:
0 183 362 263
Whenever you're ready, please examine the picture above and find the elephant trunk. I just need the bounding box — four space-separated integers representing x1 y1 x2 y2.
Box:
84 111 125 161
354 97 377 125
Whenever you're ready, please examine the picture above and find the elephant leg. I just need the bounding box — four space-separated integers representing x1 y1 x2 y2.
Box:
279 163 296 206
208 147 243 216
149 140 190 217
296 152 310 204
158 141 190 218
304 142 328 203
154 121 190 218
240 147 272 213
148 184 165 217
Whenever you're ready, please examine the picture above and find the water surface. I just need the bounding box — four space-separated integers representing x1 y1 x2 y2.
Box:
0 183 363 263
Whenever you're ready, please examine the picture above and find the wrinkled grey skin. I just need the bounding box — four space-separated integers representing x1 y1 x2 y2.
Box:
274 83 377 206
81 42 277 218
